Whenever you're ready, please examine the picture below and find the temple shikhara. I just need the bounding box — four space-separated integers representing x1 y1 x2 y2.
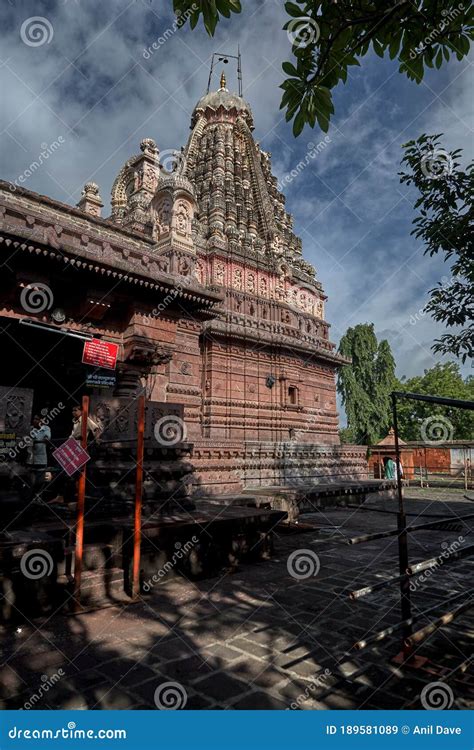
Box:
0 68 365 538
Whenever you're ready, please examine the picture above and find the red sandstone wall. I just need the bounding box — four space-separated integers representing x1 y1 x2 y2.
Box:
412 447 452 474
202 340 339 443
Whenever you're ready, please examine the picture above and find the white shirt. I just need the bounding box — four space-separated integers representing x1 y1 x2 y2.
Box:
70 415 100 440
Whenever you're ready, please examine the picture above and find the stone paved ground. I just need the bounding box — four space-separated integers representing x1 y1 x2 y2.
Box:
1 489 473 710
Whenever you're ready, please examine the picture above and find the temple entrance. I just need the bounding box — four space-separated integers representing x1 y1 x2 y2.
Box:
0 318 116 439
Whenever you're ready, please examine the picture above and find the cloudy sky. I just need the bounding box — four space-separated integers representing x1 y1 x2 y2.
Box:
1 0 472 388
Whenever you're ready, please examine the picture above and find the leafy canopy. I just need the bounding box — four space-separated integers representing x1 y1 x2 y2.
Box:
396 362 474 441
172 1 474 135
337 323 397 445
400 134 474 362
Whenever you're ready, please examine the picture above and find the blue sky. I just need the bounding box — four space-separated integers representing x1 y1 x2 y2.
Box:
1 0 472 388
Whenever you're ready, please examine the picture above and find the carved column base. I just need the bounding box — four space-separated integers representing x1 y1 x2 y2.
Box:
114 365 142 397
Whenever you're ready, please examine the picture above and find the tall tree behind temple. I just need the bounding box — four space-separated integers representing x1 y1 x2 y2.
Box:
337 324 396 445
396 362 474 441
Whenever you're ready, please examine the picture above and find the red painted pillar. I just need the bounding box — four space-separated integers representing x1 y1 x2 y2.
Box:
73 395 89 609
132 394 146 598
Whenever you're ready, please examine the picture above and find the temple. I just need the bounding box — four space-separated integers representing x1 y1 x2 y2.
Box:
0 72 366 502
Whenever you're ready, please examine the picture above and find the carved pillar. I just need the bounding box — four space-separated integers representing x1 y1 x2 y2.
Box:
114 336 175 398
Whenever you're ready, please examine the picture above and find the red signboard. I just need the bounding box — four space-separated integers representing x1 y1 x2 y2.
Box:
53 438 90 477
82 338 119 370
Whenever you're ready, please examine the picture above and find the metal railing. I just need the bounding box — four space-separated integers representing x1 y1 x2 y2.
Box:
348 390 474 659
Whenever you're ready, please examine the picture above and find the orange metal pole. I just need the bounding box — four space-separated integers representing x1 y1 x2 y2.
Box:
73 395 89 609
132 394 146 598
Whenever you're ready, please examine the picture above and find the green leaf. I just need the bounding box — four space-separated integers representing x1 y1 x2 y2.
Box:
282 61 298 77
389 32 402 60
215 0 231 17
373 38 385 58
293 108 306 136
316 107 330 132
284 2 303 18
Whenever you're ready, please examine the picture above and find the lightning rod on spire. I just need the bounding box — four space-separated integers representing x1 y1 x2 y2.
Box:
207 49 242 95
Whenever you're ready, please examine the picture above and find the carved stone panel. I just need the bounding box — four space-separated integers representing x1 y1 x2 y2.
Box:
0 387 34 433
89 396 184 442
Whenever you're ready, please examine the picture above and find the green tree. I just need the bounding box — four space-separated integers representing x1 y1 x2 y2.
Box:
339 426 355 444
173 1 473 134
396 362 474 441
400 134 474 362
337 323 397 445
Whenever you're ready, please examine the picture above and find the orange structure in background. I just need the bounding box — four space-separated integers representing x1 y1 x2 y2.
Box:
369 427 415 480
369 429 473 488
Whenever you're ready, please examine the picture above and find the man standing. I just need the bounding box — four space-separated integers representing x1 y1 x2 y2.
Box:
26 414 51 493
383 456 396 480
70 404 101 443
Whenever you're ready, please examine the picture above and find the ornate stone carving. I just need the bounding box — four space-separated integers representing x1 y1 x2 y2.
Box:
233 268 242 290
77 182 104 217
153 194 172 237
174 200 191 236
215 263 225 284
195 260 204 284
124 335 174 367
246 272 255 293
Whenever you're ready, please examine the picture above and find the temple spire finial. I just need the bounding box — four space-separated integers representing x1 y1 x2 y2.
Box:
206 50 242 95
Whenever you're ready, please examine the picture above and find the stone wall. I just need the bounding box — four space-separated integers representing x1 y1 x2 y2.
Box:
190 440 368 495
